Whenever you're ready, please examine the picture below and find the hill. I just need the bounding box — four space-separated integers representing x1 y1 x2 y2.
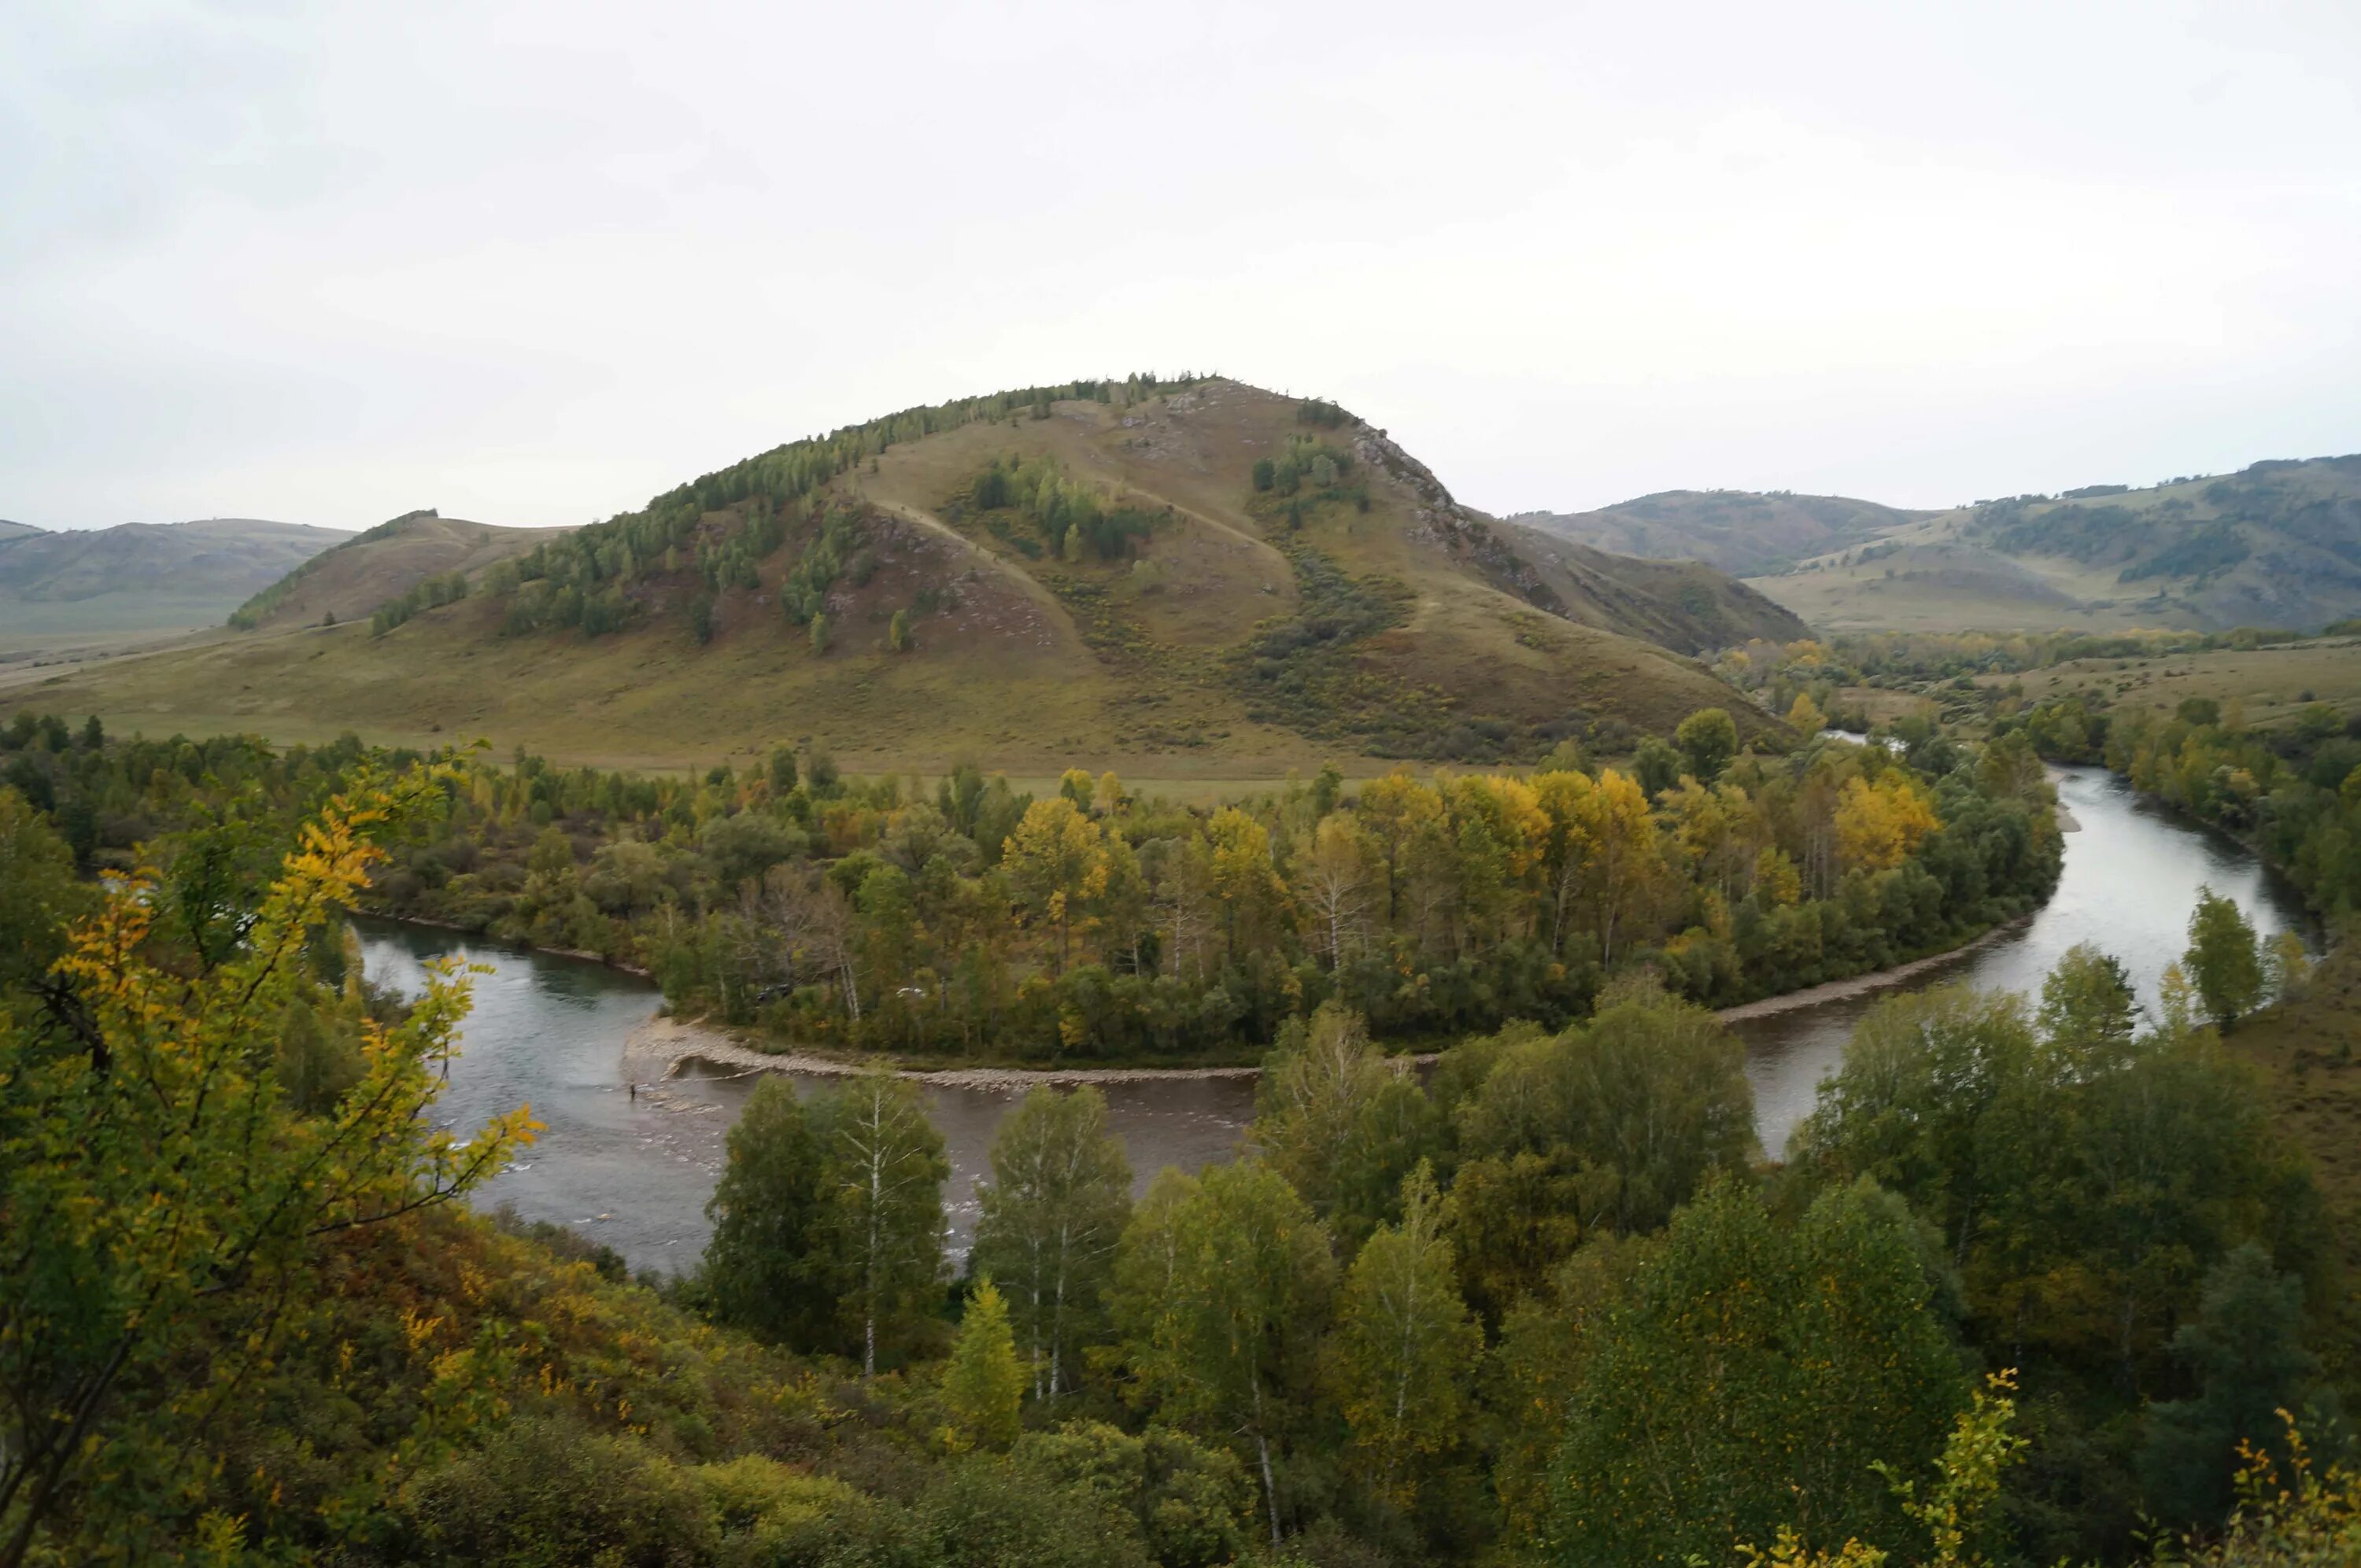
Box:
0 516 347 647
1517 489 1932 576
0 519 40 542
1749 457 2361 633
29 377 1801 774
228 508 571 629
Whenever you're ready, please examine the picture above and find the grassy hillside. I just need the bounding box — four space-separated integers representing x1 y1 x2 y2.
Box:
0 519 40 541
34 378 1798 773
229 508 571 629
1517 489 1931 576
0 517 346 645
1750 456 2361 633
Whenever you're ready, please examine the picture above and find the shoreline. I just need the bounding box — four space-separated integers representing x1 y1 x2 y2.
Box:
621 913 2043 1087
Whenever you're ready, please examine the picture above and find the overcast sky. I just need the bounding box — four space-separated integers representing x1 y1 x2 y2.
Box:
4 1 2357 533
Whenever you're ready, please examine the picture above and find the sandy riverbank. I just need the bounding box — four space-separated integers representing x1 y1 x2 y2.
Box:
623 913 2039 1087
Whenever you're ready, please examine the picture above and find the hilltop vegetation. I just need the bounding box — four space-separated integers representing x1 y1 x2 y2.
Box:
1747 456 2361 633
0 516 345 646
1520 489 1933 576
227 508 569 630
34 376 1800 773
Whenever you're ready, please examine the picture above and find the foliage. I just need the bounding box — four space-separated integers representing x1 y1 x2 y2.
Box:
1546 1178 1969 1568
944 1278 1025 1452
0 771 538 1564
970 1086 1132 1402
700 1075 831 1348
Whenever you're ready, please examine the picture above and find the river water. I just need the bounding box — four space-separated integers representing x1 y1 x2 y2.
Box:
357 766 2315 1274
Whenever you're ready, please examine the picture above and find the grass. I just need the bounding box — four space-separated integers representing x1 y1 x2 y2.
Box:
1985 636 2361 727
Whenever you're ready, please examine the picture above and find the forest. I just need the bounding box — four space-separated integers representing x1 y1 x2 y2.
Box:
0 721 2351 1566
0 707 2060 1068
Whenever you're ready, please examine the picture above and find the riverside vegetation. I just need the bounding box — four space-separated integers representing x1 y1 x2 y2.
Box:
0 705 2060 1066
2 727 2355 1566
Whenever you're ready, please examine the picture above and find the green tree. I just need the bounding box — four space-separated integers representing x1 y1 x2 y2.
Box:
1012 1422 1255 1568
1548 1179 1967 1568
1331 1164 1480 1509
811 1070 950 1375
889 608 914 652
700 1076 830 1348
2185 885 2265 1030
1675 707 1739 780
945 1278 1025 1452
767 742 798 796
1110 1162 1335 1548
1253 1005 1436 1253
1633 733 1683 797
0 773 534 1566
971 1086 1133 1402
0 788 89 1002
2139 1243 2333 1529
1251 459 1277 493
810 611 832 655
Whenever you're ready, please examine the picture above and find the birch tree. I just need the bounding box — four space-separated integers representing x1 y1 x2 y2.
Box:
1109 1161 1335 1549
970 1086 1132 1402
1332 1164 1480 1508
811 1070 949 1375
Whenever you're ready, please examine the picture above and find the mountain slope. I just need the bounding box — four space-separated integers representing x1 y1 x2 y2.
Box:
231 509 572 629
1517 490 1933 576
1752 456 2361 633
0 518 347 642
32 377 1795 773
0 520 41 542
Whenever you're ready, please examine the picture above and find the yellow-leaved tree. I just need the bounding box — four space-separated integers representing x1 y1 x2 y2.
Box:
1834 774 1942 873
0 770 539 1566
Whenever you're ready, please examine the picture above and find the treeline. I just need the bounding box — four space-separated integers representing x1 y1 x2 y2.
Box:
2004 691 2361 921
0 710 2060 1064
470 373 1209 641
2 749 2348 1564
371 568 469 636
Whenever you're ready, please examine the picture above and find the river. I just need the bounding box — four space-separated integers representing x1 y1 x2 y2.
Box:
356 766 2316 1274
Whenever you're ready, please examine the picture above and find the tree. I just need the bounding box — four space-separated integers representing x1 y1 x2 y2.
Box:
945 1278 1025 1452
809 611 831 654
2140 1243 2332 1529
2185 885 2265 1030
1331 1164 1480 1509
971 1087 1133 1402
701 1076 829 1348
889 608 914 652
1003 798 1110 975
1835 774 1941 873
0 788 89 1002
1675 707 1739 781
1632 734 1683 797
1292 814 1376 968
1253 1004 1388 1219
1456 980 1755 1241
1110 1162 1336 1548
1251 458 1276 493
811 1070 950 1375
1548 1179 1967 1568
1785 690 1827 734
0 773 536 1566
1573 769 1659 966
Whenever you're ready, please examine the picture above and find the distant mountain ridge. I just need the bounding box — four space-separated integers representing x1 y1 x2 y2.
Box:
1750 456 2361 633
0 517 348 644
0 520 42 541
1517 490 1935 576
1522 458 2361 634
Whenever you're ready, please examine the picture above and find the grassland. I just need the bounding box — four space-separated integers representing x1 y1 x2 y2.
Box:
232 511 571 629
1982 634 2361 728
26 380 1797 777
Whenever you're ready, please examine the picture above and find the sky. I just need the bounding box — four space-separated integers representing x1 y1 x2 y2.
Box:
3 0 2357 533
